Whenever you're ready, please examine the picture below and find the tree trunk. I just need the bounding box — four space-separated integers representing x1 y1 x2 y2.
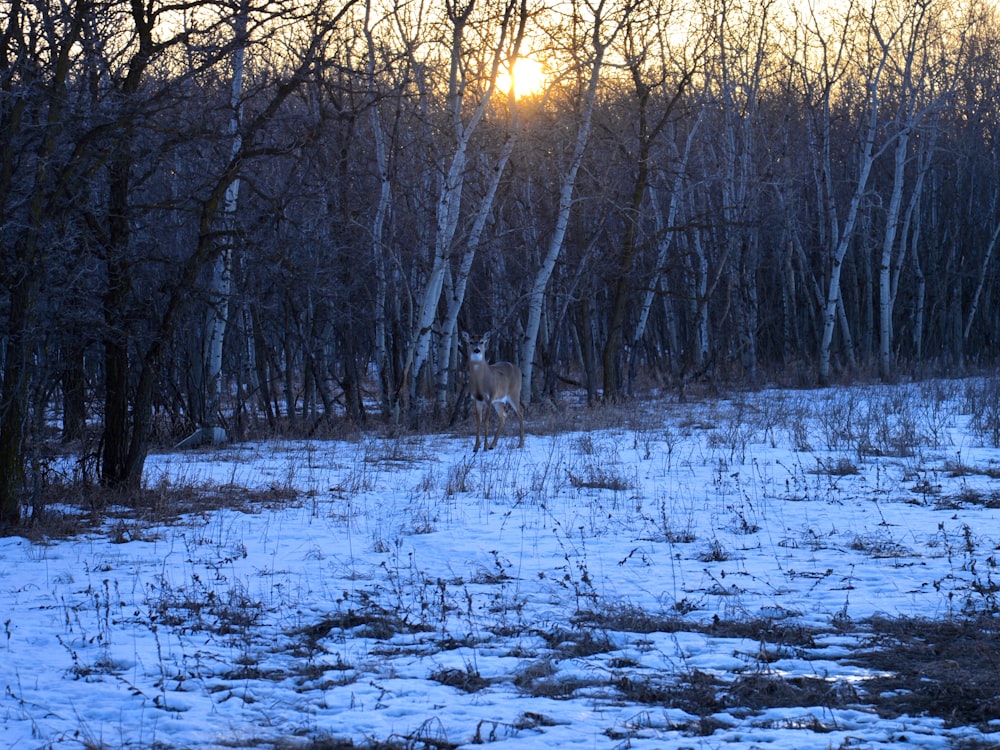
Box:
178 7 245 448
963 217 1000 346
61 335 87 443
100 156 134 486
878 129 909 381
434 132 518 409
405 0 516 402
690 220 711 371
520 37 606 402
368 89 394 419
1 0 83 521
0 282 31 526
818 90 880 384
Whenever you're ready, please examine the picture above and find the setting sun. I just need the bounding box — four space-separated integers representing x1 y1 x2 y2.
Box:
496 57 547 98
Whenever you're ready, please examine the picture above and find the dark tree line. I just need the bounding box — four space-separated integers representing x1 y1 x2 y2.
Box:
2 0 999 525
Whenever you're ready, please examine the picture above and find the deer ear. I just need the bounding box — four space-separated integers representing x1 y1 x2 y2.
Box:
461 331 470 343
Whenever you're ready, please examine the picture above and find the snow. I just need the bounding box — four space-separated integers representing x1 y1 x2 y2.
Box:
3 381 1000 749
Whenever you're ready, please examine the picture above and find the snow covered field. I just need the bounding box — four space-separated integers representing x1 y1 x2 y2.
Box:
4 379 1000 749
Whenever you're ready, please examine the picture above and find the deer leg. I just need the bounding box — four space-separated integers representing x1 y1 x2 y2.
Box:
473 399 485 452
490 402 507 450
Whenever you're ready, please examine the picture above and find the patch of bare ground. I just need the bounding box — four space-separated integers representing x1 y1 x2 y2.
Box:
272 738 455 750
574 607 1000 731
849 615 1000 728
6 480 301 541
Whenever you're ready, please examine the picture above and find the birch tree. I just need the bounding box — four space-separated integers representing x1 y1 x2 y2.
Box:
401 0 521 407
630 111 703 383
871 0 957 381
178 4 248 447
519 0 637 402
98 1 359 488
794 1 892 384
707 0 776 383
600 3 693 400
364 0 397 420
432 0 529 410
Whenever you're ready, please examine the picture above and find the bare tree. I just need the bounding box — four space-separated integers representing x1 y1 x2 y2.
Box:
95 0 359 488
0 0 85 524
519 0 638 402
178 3 249 448
599 2 694 400
401 0 522 411
432 0 529 411
871 0 961 380
792 0 888 384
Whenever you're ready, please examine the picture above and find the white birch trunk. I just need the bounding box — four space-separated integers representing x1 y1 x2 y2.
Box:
632 112 702 351
434 133 518 408
519 42 605 402
206 12 244 439
691 224 710 369
371 109 393 414
409 143 468 391
365 2 395 418
179 7 244 448
878 128 909 380
964 217 1000 345
818 72 881 384
632 182 679 350
404 2 515 401
912 226 926 360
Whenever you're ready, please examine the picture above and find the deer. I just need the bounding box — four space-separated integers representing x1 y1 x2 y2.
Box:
461 331 525 452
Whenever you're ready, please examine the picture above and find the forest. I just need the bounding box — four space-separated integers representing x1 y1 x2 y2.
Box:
2 0 999 524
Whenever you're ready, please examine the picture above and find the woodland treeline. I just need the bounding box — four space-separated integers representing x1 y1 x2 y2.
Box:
2 0 999 523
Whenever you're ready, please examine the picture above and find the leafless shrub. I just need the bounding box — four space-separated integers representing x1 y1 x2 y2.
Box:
810 457 861 476
916 380 958 448
513 656 602 699
643 495 698 543
362 434 433 466
444 456 475 495
706 400 759 463
528 399 660 438
14 477 299 541
540 627 616 658
566 463 633 491
944 459 1000 479
944 485 1000 508
727 672 853 712
817 387 932 458
148 576 263 636
964 377 1000 448
745 391 795 449
513 658 557 692
574 604 688 635
614 670 725 722
429 664 490 693
698 539 730 562
849 531 912 558
781 396 815 452
816 389 862 451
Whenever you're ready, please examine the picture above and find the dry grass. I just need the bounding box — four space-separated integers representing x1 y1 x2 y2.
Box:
851 615 1000 727
572 604 1000 731
4 468 303 542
